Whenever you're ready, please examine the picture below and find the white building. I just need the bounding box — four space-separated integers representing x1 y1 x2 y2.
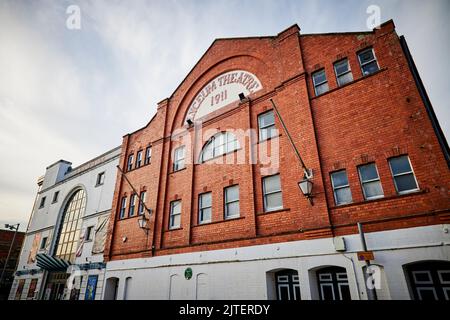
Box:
9 147 120 300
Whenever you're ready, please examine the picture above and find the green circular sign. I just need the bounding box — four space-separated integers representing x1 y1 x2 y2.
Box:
184 267 193 280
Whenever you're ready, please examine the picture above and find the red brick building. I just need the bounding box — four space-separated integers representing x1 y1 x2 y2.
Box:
0 229 25 300
102 20 450 300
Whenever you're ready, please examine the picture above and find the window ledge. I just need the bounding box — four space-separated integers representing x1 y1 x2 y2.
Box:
193 216 245 228
166 227 183 232
170 167 187 174
311 68 387 100
94 183 104 188
257 133 282 145
257 208 291 216
330 189 427 210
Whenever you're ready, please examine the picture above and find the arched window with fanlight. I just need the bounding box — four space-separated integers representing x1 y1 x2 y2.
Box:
199 131 239 163
54 188 86 263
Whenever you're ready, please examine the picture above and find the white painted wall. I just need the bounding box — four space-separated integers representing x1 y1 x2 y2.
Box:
10 147 120 300
103 224 450 300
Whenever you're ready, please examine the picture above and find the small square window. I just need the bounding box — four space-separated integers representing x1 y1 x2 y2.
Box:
331 170 352 205
52 191 59 203
173 146 185 172
262 174 283 212
388 155 419 194
199 192 212 224
145 146 152 165
86 226 94 241
136 150 143 168
96 172 105 186
39 197 46 209
169 200 182 229
312 69 329 96
358 48 379 76
127 154 134 171
224 185 240 219
258 111 277 141
334 59 353 87
40 237 48 250
358 163 384 200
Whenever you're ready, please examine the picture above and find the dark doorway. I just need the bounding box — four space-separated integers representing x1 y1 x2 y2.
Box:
275 269 301 300
406 261 450 300
316 266 351 300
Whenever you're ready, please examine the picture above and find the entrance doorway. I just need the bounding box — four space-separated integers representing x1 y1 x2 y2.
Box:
45 272 69 300
316 266 351 300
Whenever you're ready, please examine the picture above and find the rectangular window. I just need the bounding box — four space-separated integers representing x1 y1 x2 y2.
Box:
52 191 59 203
129 194 137 217
136 150 143 168
388 155 419 194
258 111 277 141
330 170 353 205
39 196 46 208
138 191 146 215
119 196 127 219
312 69 329 96
224 185 240 219
334 59 353 87
173 146 185 171
96 172 105 186
358 163 384 200
199 192 212 224
86 226 94 241
169 200 182 229
27 279 38 299
127 154 134 171
358 48 379 76
144 146 152 165
40 237 48 250
263 174 283 212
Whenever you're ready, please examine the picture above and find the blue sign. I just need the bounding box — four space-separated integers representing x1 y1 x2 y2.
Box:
85 275 98 300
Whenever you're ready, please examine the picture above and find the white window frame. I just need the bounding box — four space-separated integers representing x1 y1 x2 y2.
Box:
388 155 419 195
127 154 134 171
224 185 240 219
129 194 137 217
262 174 283 212
169 200 182 229
136 150 143 168
334 59 353 87
258 110 277 142
119 196 127 219
199 192 212 224
145 146 152 165
86 226 94 241
330 170 352 206
312 69 329 96
40 237 48 250
173 146 185 171
138 191 146 215
358 163 384 200
357 48 380 76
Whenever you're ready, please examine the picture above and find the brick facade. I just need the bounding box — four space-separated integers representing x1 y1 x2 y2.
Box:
104 20 450 262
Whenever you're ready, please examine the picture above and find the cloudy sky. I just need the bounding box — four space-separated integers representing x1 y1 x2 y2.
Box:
0 0 449 231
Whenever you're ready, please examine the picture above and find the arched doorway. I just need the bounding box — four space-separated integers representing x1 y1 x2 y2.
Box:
316 266 350 300
104 277 119 300
405 260 450 300
274 269 301 300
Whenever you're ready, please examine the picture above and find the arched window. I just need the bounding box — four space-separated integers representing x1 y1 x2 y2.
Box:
55 189 86 262
200 132 239 163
